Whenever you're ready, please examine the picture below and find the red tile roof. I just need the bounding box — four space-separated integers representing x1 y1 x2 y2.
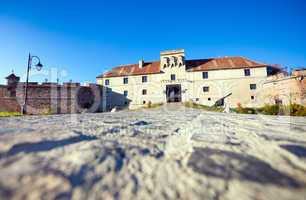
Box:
98 61 161 78
97 56 272 78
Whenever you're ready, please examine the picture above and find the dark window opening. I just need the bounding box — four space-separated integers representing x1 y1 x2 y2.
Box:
251 96 255 100
171 74 176 81
142 89 147 95
105 79 110 85
202 72 208 79
123 77 128 84
244 69 251 76
143 101 146 104
203 86 209 92
166 84 182 103
267 66 282 76
250 84 256 90
208 97 211 101
142 76 147 83
125 101 128 105
124 90 128 97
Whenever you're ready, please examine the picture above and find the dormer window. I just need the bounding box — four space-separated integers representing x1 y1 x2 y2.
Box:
105 79 110 86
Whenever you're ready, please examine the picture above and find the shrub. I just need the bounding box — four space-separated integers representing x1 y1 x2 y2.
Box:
260 104 280 115
0 112 22 117
184 101 224 112
234 103 257 114
257 104 306 116
146 102 163 109
288 104 306 116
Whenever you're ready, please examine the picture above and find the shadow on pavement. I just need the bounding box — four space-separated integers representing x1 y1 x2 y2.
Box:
280 144 306 158
0 132 97 158
188 147 303 188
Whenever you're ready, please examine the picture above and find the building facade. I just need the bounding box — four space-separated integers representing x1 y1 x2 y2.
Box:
97 49 281 111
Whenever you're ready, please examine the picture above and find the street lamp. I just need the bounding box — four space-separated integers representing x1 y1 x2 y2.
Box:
22 53 44 114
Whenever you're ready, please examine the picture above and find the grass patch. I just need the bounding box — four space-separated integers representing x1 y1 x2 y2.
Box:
184 101 224 112
233 103 306 116
0 112 22 117
146 102 164 109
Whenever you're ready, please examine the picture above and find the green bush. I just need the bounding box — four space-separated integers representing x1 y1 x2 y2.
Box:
0 112 22 117
233 104 306 116
260 104 281 115
146 102 164 109
184 102 224 112
288 104 306 116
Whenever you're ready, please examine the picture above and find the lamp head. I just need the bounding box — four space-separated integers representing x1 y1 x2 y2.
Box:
35 62 43 71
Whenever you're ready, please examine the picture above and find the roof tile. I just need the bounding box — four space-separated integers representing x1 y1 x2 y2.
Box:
97 56 271 78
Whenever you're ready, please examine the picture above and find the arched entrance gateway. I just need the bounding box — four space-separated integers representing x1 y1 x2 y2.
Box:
166 84 182 103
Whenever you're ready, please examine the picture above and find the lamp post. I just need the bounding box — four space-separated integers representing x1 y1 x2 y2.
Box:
22 53 43 114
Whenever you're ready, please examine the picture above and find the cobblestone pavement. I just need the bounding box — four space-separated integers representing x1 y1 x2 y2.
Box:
0 105 306 200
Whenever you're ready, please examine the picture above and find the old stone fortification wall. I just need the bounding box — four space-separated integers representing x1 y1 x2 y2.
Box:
0 83 103 114
261 71 306 106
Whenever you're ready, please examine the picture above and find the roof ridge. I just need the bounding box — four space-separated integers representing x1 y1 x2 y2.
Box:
238 56 267 66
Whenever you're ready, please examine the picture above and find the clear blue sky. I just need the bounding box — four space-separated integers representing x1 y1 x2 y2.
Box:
1 0 306 84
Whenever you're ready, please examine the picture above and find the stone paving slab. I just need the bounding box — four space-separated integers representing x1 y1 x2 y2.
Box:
0 107 306 200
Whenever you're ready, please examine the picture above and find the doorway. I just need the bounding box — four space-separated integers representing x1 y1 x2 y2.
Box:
166 84 182 103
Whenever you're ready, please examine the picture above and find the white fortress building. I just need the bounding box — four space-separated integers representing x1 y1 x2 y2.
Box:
97 49 281 111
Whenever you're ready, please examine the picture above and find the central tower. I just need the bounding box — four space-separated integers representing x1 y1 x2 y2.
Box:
160 49 185 69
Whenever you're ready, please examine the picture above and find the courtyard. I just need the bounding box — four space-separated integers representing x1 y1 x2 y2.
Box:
0 105 306 200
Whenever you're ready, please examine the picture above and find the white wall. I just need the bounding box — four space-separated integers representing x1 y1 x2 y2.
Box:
97 66 269 110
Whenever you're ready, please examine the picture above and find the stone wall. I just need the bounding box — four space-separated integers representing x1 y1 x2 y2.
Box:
0 82 103 114
260 73 306 106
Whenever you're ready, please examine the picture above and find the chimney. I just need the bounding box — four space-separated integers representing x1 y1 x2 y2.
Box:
139 59 144 69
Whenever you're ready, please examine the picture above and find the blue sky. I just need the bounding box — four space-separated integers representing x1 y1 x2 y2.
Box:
0 0 306 84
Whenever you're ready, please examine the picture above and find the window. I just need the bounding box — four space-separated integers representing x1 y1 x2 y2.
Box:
251 96 255 100
142 76 147 83
124 90 128 97
106 88 112 93
171 74 176 81
105 79 110 86
203 86 209 92
142 89 147 95
143 101 146 104
123 77 128 84
208 97 211 101
244 69 251 76
250 84 256 90
202 72 208 79
267 66 280 76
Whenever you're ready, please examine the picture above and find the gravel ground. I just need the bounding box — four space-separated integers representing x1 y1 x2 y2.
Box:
0 105 306 200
